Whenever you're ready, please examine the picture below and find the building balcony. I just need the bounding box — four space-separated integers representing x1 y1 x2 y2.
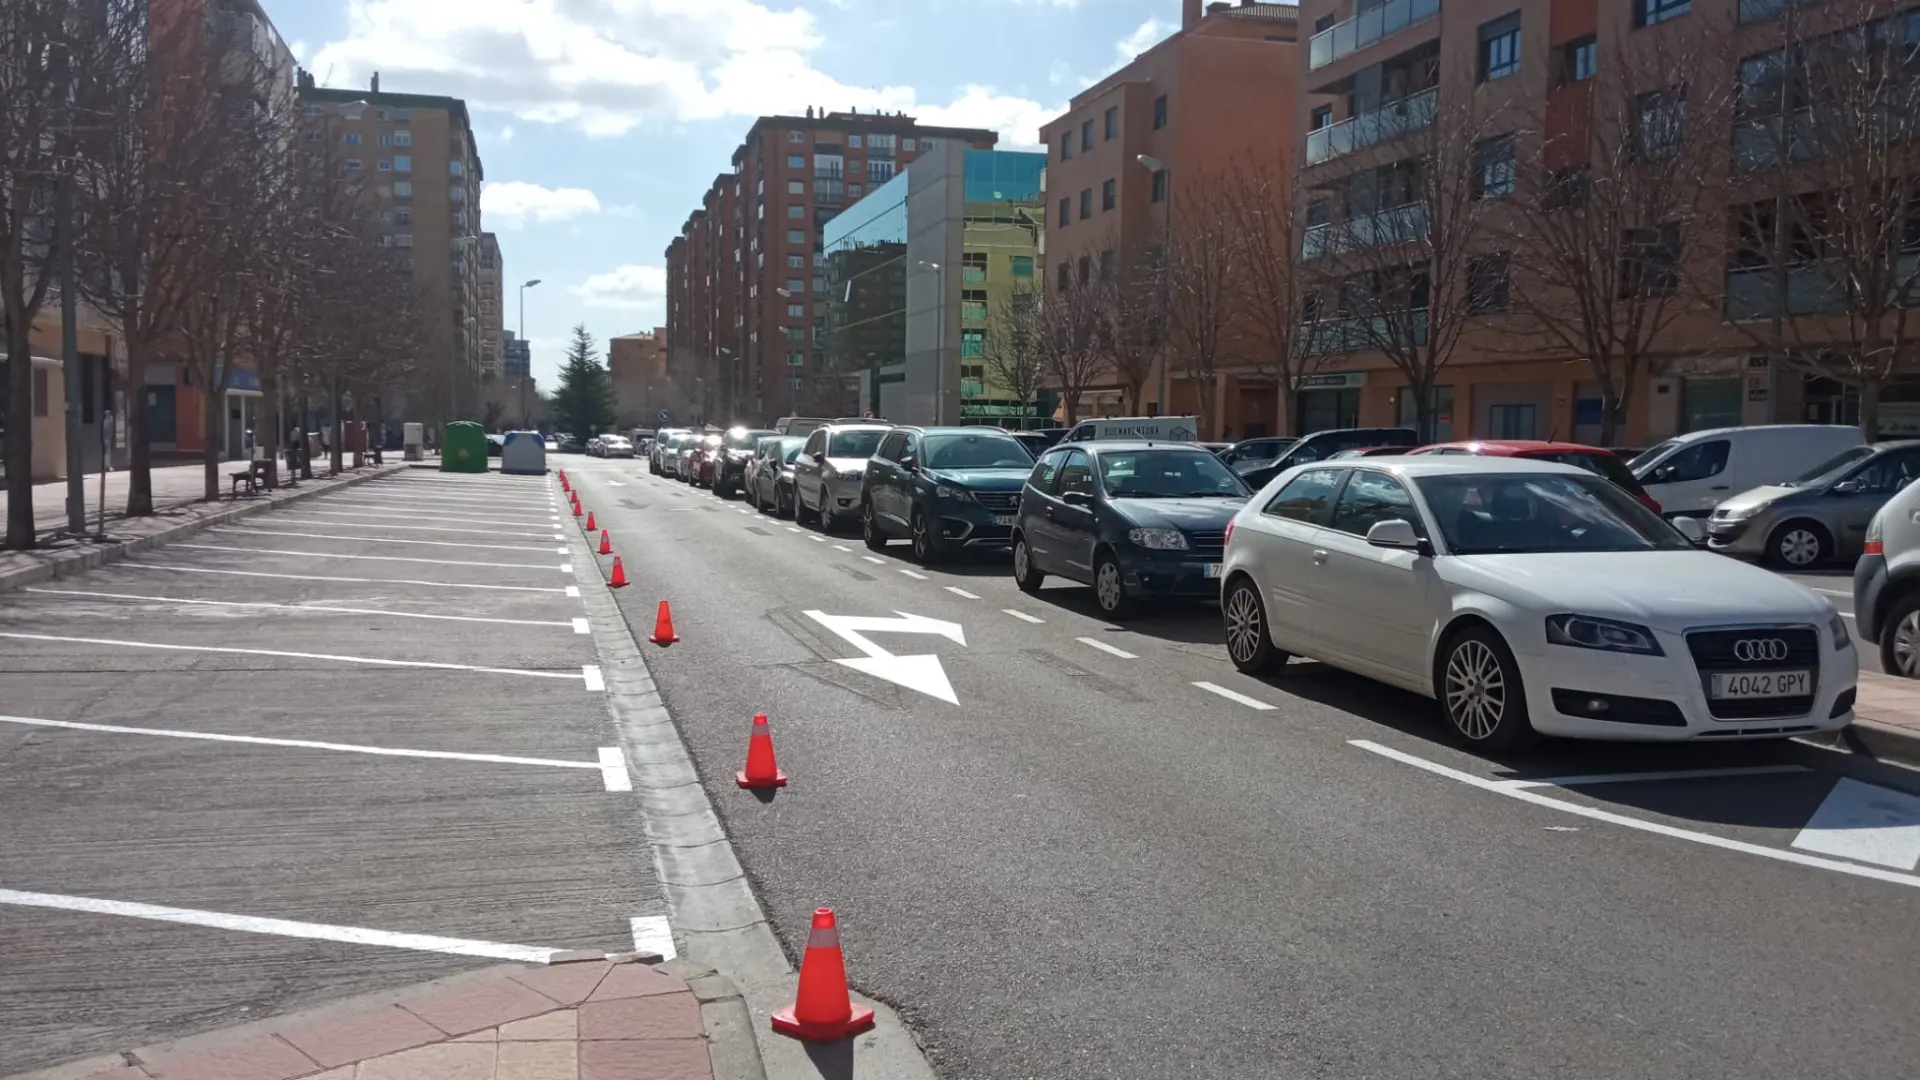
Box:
1733 96 1920 171
1305 87 1437 166
1301 201 1427 260
1309 0 1442 72
1301 309 1429 355
1725 254 1920 320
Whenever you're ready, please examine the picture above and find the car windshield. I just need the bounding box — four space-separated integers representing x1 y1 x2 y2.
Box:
828 429 888 458
923 433 1033 470
1416 472 1694 555
1098 449 1248 498
782 441 806 464
728 429 776 450
1626 440 1680 473
1786 446 1875 487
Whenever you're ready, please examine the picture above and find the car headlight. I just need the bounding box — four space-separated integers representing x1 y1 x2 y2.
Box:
1718 503 1767 522
1129 528 1189 550
1544 614 1664 656
1830 610 1852 651
932 484 974 502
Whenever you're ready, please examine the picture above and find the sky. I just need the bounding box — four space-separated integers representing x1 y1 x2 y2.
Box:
264 0 1190 387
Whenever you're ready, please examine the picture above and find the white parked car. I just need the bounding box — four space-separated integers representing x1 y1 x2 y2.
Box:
600 435 635 458
1220 456 1857 750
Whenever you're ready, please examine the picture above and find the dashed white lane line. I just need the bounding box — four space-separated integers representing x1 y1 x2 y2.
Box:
1077 636 1139 659
598 746 633 792
0 632 591 681
787 527 802 533
862 556 886 565
0 889 558 963
898 568 928 580
1004 609 1045 624
833 544 852 552
629 915 677 961
582 665 606 691
945 586 980 599
809 535 827 543
21 589 580 629
1192 681 1276 710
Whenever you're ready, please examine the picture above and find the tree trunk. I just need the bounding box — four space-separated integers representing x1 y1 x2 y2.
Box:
1063 389 1083 426
1859 377 1883 442
1407 378 1435 442
1276 385 1296 439
330 375 344 476
201 373 221 501
3 319 36 549
257 366 279 490
124 331 153 515
1600 398 1626 449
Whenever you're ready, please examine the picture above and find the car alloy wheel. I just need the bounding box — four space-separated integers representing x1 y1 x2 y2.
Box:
864 502 887 550
1444 638 1507 742
1887 603 1920 677
1223 579 1284 676
1094 555 1131 617
911 510 932 562
1013 536 1043 593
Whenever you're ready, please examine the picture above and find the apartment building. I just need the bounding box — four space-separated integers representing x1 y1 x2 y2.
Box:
666 110 998 426
608 328 670 426
1295 0 1920 445
478 232 503 379
502 331 532 384
296 71 486 429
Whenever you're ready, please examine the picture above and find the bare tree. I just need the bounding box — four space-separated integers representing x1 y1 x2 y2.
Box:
1729 0 1920 438
1036 272 1110 424
1218 156 1321 438
1101 240 1162 415
1163 186 1245 439
981 282 1047 427
1305 75 1513 439
1496 23 1734 446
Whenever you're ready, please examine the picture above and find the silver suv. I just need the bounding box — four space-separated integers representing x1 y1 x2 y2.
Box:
792 422 892 531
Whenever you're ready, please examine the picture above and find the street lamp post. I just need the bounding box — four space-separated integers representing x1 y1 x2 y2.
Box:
917 260 946 424
518 279 541 429
1137 154 1172 420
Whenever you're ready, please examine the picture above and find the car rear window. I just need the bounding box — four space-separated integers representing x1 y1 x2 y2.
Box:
828 429 888 458
1525 450 1646 495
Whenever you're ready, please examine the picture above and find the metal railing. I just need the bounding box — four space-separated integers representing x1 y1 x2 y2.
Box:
1305 87 1437 165
1301 309 1430 355
1301 201 1428 259
1724 253 1920 320
1309 0 1442 72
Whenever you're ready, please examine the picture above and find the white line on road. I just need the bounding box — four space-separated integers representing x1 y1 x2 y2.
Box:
862 556 886 565
282 513 562 538
0 715 605 771
1506 764 1812 789
311 504 560 528
833 544 852 552
1350 739 1920 889
599 746 633 792
1077 636 1139 659
1192 681 1274 709
809 535 827 543
945 587 980 599
1003 609 1044 624
1792 776 1920 870
556 545 569 555
0 889 559 963
341 492 554 509
897 568 928 580
21 589 580 629
229 528 561 554
582 664 605 691
629 915 677 961
0 633 589 681
572 617 591 635
560 563 572 574
786 527 802 533
120 564 571 594
172 544 571 572
604 481 625 487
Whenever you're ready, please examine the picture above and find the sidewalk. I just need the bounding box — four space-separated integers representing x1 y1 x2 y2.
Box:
5 955 762 1080
0 462 236 536
1847 670 1920 763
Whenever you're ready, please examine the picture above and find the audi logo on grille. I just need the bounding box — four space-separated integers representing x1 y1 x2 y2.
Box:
1733 638 1790 662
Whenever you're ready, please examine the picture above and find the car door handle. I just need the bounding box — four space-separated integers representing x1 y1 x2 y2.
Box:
1312 549 1329 565
1711 485 1730 490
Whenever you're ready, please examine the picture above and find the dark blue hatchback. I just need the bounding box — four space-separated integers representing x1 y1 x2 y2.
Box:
1011 441 1250 617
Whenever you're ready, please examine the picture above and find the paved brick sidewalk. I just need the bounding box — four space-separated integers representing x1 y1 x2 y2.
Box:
1849 669 1920 761
9 956 761 1080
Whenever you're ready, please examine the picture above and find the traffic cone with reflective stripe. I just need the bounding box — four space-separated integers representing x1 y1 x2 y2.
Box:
598 529 612 555
572 494 582 518
735 714 787 789
586 510 597 531
609 557 629 588
648 600 679 645
559 470 569 489
771 908 874 1042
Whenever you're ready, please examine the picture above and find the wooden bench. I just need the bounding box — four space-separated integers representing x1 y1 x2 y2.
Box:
230 459 272 498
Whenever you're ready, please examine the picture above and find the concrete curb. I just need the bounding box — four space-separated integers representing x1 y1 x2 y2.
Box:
0 464 409 595
1834 720 1920 769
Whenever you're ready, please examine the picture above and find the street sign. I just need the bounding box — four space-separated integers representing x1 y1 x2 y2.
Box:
803 610 965 704
658 409 671 423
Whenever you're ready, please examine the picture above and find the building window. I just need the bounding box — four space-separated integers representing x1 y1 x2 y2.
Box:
1637 88 1686 160
344 157 363 169
1058 197 1070 227
447 160 461 177
788 204 804 218
1011 255 1034 278
1488 403 1538 439
788 303 805 317
1310 105 1333 130
787 155 805 167
378 159 391 171
377 133 391 148
788 180 804 194
393 154 412 172
904 137 917 151
787 327 806 342
394 208 411 224
789 130 805 143
395 233 413 247
394 130 412 147
1545 166 1590 210
1479 14 1521 83
1057 262 1071 292
1150 169 1167 203
1059 131 1072 160
850 184 863 197
788 352 806 365
344 132 361 147
1077 256 1091 284
1081 119 1093 151
1104 106 1118 139
1636 0 1690 28
787 229 805 243
1152 94 1168 129
1620 224 1682 296
1101 178 1116 211
787 278 805 292
1468 255 1511 312
788 254 805 268
849 134 862 148
1098 249 1114 280
1474 136 1515 198
1079 188 1092 219
1561 37 1596 84
961 329 985 358
393 180 412 197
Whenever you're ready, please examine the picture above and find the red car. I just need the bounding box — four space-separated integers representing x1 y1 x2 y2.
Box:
1408 440 1661 513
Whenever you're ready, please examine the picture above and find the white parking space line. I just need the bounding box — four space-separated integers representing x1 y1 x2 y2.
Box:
347 492 553 508
1505 764 1812 790
281 514 565 539
582 665 605 691
809 535 827 543
786 527 802 533
945 587 980 599
1192 681 1274 709
1791 777 1920 870
898 568 928 580
0 633 591 681
0 715 607 772
1351 739 1920 889
21 589 582 629
120 564 573 594
862 556 886 565
572 617 591 634
0 889 560 963
172 543 575 572
833 544 852 552
1003 609 1045 624
230 528 563 554
1077 636 1139 659
629 915 677 961
311 505 561 528
598 746 633 792
1813 587 1848 598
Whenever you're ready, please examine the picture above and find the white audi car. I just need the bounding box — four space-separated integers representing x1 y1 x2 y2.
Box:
1220 456 1856 750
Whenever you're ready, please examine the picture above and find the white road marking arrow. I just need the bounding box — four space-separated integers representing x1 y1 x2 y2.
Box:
802 610 966 704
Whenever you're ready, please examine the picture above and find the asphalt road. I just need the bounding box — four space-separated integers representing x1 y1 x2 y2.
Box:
569 453 1920 1080
0 469 666 1075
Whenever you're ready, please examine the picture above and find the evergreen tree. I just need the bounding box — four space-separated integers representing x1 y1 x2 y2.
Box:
550 323 618 438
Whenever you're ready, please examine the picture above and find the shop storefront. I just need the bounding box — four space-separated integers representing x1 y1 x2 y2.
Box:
1296 372 1364 433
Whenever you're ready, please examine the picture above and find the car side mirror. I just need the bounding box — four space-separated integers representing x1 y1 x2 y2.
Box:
1832 478 1863 495
1671 516 1707 543
899 454 917 471
1062 488 1093 507
1365 518 1423 551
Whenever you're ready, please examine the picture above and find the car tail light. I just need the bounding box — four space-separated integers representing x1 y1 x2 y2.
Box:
1224 520 1235 547
1866 539 1884 555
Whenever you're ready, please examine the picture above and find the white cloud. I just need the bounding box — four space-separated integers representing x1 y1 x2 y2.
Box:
497 124 516 142
915 86 1058 150
308 0 1061 141
1115 17 1176 67
574 264 668 312
289 39 310 64
481 181 602 227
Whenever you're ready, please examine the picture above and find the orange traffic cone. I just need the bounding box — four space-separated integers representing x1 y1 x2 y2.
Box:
648 600 679 645
735 714 788 789
560 470 569 489
609 557 630 588
598 529 612 555
771 908 875 1042
585 510 597 531
572 496 583 518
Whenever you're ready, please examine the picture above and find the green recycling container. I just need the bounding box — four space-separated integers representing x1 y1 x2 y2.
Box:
441 421 488 473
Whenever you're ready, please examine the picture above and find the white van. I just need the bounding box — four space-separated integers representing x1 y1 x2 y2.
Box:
1064 416 1201 443
1630 424 1865 517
